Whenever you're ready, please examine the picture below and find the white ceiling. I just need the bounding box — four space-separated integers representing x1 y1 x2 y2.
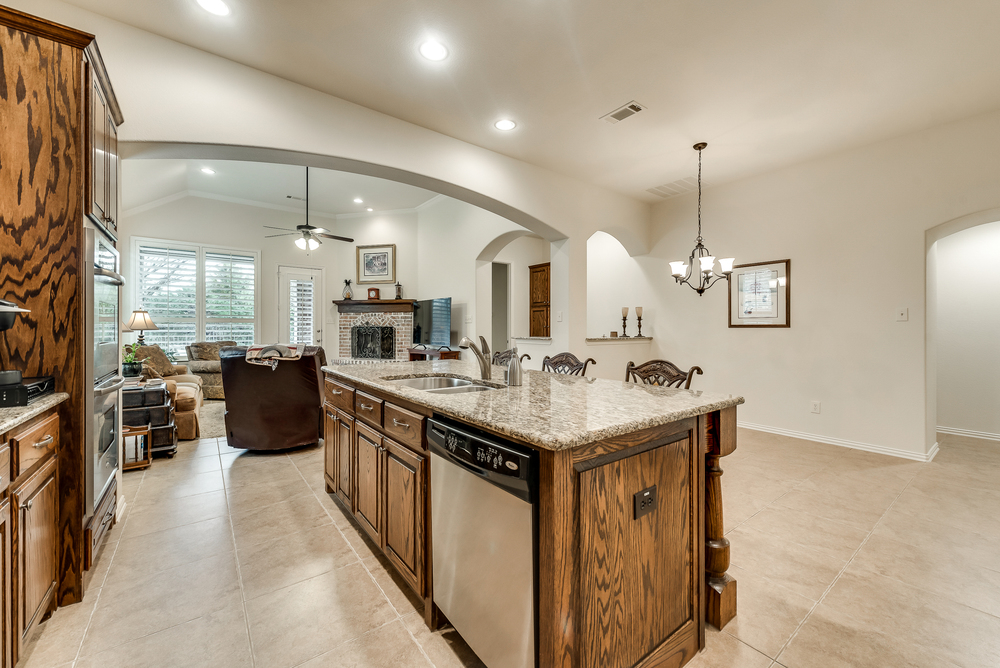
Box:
123 159 439 215
77 0 1000 201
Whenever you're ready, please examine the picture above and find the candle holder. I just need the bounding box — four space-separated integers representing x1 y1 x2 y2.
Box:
621 307 629 338
636 306 644 337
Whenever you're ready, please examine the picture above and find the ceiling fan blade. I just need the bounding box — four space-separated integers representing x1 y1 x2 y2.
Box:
263 225 295 231
314 233 355 243
264 233 297 238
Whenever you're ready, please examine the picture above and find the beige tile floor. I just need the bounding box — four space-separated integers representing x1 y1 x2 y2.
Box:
18 429 1000 667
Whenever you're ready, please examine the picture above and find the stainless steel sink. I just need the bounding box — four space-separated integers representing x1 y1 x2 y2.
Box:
386 376 474 390
425 384 495 394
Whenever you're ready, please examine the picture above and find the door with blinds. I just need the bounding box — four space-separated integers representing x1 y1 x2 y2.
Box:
279 266 324 347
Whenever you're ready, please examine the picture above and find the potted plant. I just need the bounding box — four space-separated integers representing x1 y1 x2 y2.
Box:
122 344 147 378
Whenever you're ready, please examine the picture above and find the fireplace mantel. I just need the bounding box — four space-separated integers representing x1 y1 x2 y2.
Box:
333 299 417 314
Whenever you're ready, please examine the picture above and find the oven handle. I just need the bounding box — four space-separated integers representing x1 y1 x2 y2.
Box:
94 266 125 286
96 376 126 396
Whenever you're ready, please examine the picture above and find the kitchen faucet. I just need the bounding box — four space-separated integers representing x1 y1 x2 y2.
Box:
458 336 492 380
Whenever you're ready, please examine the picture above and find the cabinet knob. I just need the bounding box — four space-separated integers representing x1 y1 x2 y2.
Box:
21 499 33 511
34 435 54 448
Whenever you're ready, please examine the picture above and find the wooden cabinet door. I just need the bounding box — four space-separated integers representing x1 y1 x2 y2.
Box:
323 406 337 494
107 118 119 233
383 438 425 595
12 456 57 653
529 263 551 337
90 72 108 223
353 422 383 544
0 498 11 668
336 410 354 511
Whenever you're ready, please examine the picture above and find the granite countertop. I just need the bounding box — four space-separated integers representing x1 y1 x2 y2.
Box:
0 393 69 435
322 360 743 451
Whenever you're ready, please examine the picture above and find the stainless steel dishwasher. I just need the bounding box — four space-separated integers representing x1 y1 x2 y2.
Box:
428 417 538 668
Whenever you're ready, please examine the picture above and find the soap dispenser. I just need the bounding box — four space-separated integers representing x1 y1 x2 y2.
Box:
506 348 523 387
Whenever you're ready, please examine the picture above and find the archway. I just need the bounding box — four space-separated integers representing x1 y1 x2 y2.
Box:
925 207 1000 455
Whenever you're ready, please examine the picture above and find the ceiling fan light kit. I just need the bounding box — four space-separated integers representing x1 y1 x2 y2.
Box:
262 167 355 251
669 142 735 296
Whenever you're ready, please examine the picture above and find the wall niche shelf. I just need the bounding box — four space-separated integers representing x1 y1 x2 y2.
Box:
585 336 653 345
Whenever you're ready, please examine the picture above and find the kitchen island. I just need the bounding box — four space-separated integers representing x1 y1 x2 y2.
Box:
321 359 743 668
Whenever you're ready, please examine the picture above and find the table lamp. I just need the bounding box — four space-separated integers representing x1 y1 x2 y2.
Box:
0 299 30 385
126 310 159 345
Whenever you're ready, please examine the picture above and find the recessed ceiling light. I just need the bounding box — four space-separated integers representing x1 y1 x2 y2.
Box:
366 208 373 212
419 40 448 61
494 119 517 131
353 198 363 204
201 167 216 174
197 0 230 16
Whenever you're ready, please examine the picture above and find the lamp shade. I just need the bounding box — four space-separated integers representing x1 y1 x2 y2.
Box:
718 258 736 273
699 256 716 273
121 320 133 333
669 261 687 276
126 310 159 331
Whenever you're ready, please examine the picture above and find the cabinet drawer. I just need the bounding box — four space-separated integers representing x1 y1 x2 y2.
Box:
85 478 117 570
11 413 58 477
383 403 425 452
325 379 355 412
0 444 9 490
354 390 383 427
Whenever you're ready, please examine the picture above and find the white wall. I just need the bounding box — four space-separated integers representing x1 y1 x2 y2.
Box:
119 194 417 356
935 220 1000 439
495 236 550 340
649 110 1000 459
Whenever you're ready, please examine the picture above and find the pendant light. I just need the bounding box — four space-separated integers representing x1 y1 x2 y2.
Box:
669 142 734 295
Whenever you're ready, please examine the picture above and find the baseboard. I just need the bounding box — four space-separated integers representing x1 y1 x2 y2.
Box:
936 426 1000 442
116 498 127 522
737 421 936 462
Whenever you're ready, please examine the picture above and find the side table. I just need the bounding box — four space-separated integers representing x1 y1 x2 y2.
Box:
122 423 152 470
122 382 178 457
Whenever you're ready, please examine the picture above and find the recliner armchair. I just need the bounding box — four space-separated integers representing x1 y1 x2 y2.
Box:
219 345 328 451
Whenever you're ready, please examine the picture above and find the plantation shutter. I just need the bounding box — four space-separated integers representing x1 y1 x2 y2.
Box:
205 251 257 346
288 278 315 345
136 244 197 359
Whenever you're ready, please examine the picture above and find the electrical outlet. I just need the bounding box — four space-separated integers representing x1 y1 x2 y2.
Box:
811 401 821 414
896 308 908 322
556 311 563 322
633 485 657 520
465 315 473 324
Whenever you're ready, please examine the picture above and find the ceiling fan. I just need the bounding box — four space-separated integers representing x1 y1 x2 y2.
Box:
264 166 354 250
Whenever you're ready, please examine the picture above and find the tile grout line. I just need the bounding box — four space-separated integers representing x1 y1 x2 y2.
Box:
761 472 918 663
218 440 258 668
287 448 438 668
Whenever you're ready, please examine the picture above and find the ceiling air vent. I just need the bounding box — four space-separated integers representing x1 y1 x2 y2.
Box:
646 176 698 199
601 100 646 124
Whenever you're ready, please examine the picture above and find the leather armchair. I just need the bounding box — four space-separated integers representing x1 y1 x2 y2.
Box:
219 345 328 451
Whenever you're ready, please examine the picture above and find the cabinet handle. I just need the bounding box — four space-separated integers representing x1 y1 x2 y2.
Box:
392 419 410 429
21 499 32 511
34 435 54 448
326 412 335 419
330 389 343 395
360 403 373 411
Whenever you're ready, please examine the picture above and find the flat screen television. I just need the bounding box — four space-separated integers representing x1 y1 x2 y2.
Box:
413 298 452 348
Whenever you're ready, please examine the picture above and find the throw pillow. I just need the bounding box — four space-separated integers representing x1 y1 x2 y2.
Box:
134 345 175 377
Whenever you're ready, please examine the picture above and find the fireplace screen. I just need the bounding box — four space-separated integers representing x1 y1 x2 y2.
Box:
351 325 396 360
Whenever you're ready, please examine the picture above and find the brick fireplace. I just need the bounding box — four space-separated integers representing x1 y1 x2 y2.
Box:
334 299 416 361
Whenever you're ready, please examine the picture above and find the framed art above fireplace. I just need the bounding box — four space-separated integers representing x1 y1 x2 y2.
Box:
357 244 396 284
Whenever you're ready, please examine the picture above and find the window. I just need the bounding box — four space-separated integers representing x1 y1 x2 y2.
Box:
288 278 315 345
133 239 259 358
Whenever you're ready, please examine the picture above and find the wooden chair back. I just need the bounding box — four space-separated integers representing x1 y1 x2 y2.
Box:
542 352 597 376
625 359 703 389
492 348 531 366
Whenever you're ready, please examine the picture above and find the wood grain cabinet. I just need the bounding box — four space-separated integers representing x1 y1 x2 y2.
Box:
383 439 425 594
354 422 384 544
12 456 58 658
323 407 337 494
0 498 12 668
86 51 122 237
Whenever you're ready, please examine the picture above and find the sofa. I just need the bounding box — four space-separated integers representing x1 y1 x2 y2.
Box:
219 345 327 450
184 340 236 399
131 344 204 440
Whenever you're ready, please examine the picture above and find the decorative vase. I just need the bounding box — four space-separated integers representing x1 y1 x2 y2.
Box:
343 279 353 300
122 361 143 377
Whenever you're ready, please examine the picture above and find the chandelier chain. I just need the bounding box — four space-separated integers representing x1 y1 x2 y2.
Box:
696 145 703 243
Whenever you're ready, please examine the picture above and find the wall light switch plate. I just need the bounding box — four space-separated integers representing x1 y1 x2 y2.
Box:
811 401 821 414
896 308 908 322
556 311 563 322
465 315 473 324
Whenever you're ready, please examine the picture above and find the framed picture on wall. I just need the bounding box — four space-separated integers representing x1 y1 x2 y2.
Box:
728 259 790 328
357 244 396 284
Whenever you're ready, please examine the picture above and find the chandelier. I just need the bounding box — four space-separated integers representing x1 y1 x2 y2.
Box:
669 142 734 295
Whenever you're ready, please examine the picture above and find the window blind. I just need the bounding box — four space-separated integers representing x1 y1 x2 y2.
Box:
137 244 197 358
288 278 315 345
205 251 256 346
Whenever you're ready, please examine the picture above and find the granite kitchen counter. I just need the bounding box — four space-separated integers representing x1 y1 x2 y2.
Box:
322 360 743 451
0 392 69 435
